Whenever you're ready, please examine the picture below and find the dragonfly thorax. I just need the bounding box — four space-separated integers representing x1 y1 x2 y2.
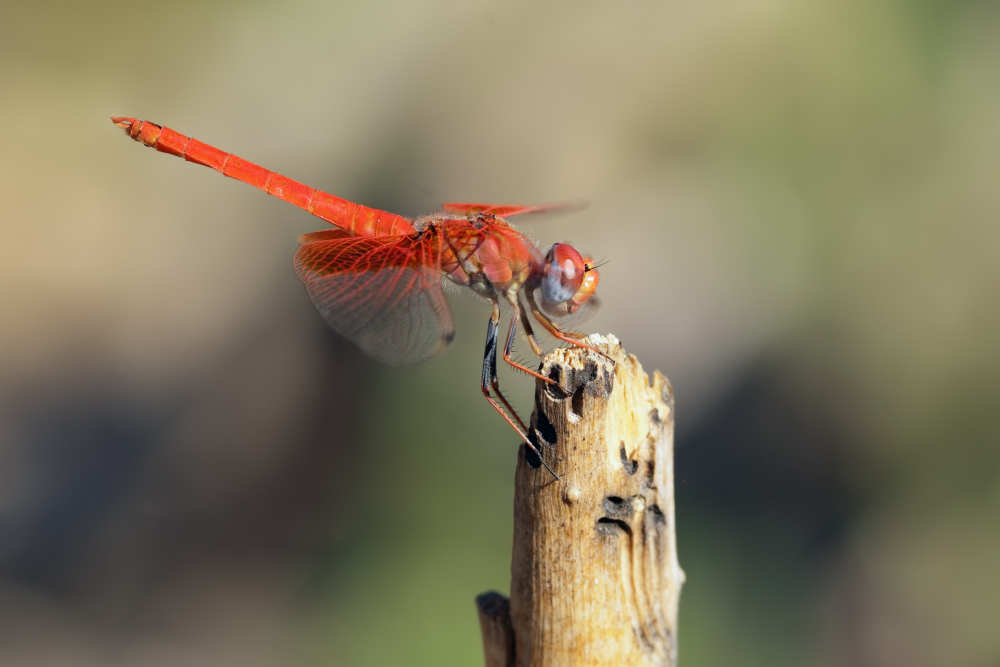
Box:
438 219 542 297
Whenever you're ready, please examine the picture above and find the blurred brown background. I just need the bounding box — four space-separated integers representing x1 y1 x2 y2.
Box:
1 0 998 665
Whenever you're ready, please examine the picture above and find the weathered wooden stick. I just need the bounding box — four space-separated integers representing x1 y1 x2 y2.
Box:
476 591 515 667
477 335 684 667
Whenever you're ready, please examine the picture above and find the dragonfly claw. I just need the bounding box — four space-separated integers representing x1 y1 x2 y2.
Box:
525 442 561 479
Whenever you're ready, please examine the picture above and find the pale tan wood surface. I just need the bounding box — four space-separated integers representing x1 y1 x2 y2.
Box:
479 335 684 667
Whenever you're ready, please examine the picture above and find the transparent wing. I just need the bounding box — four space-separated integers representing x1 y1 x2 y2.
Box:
530 286 601 330
294 230 454 366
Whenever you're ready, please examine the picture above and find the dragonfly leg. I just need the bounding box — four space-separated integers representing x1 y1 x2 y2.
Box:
502 304 557 385
482 304 527 431
525 290 615 364
481 302 559 479
517 296 545 356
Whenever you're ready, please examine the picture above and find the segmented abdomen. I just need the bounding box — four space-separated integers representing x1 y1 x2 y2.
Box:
112 117 415 237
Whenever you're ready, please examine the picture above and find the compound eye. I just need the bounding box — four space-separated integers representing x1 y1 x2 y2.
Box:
542 243 586 304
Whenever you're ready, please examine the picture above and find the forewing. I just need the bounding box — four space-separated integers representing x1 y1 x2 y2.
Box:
294 232 454 366
443 200 587 218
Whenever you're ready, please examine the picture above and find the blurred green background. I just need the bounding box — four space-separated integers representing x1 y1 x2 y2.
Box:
2 0 998 665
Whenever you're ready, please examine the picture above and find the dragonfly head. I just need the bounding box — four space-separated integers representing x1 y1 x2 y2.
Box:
541 243 599 315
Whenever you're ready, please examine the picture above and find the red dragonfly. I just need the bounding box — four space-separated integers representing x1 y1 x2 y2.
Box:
112 117 604 477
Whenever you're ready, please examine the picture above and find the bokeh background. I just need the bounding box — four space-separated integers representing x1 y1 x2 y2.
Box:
2 0 998 665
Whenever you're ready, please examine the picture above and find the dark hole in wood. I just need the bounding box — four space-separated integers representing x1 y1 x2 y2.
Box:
544 369 569 399
534 410 557 446
525 430 542 468
620 444 638 475
650 504 667 525
596 517 633 536
524 445 542 468
603 495 631 516
570 384 585 418
564 361 599 396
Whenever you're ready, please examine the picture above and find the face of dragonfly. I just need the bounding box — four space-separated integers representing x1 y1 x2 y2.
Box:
539 243 599 316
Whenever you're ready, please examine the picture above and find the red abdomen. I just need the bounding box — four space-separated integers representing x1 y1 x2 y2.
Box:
112 117 415 237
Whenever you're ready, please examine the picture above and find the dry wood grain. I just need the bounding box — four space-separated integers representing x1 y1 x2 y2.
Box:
478 335 684 667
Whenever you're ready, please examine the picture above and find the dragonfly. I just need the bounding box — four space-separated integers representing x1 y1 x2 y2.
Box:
112 116 605 477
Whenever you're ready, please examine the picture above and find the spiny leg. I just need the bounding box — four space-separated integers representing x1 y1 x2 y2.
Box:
482 302 528 431
481 302 559 478
517 296 545 356
502 302 557 385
